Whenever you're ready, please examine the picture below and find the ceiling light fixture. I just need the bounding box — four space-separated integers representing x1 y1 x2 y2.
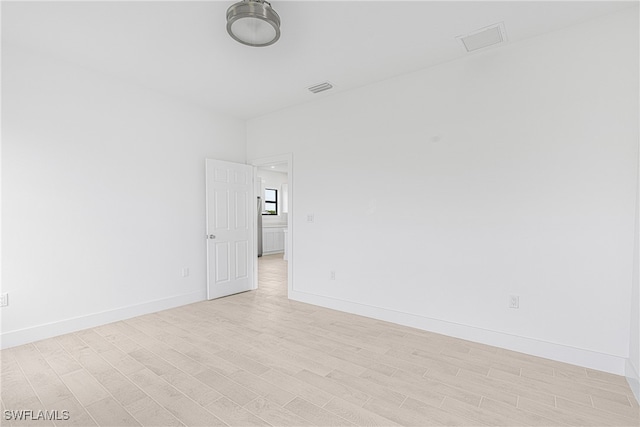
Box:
226 0 280 47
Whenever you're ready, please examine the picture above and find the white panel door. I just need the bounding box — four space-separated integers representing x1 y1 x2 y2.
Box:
205 159 254 300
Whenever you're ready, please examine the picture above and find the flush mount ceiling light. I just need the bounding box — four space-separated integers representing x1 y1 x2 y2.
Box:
226 0 280 47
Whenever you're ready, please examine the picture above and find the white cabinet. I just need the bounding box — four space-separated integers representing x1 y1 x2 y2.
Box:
263 227 285 254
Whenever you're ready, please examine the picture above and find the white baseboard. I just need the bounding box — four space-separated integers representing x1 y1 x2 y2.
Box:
262 250 284 256
3 286 628 379
0 291 206 350
627 359 640 404
290 290 627 376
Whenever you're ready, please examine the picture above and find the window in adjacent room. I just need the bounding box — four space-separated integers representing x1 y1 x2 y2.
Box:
263 188 278 215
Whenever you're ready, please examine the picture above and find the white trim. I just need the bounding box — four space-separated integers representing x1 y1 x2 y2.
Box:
290 289 628 375
262 250 285 256
627 359 640 404
249 153 293 299
0 291 205 350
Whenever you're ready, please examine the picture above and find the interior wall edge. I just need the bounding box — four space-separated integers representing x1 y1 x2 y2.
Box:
0 290 206 350
626 359 640 404
290 289 628 376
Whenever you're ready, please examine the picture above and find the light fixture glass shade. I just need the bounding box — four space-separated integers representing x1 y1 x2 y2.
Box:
226 0 280 47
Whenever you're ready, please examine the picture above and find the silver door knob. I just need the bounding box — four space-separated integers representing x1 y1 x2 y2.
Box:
207 234 216 239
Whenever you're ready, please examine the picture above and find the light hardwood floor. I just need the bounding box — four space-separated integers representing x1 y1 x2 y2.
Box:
2 253 639 426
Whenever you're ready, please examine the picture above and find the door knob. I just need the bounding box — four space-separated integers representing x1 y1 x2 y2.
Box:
207 234 216 239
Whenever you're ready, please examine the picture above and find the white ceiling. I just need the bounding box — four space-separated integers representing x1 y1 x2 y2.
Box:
2 1 634 119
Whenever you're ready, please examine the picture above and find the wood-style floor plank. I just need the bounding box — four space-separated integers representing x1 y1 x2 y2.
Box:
1 254 637 426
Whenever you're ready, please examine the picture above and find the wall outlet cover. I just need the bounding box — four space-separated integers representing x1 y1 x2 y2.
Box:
508 295 519 309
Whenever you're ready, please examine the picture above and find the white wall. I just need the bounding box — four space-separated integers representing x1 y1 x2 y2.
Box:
1 44 246 348
257 169 288 226
247 9 639 374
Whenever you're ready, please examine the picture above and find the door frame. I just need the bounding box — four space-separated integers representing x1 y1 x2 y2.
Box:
250 153 293 297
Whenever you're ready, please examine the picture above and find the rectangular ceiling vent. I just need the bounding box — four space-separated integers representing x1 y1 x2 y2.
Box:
308 82 333 94
457 22 507 52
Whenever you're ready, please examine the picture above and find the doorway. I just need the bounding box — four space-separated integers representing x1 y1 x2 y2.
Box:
250 154 292 297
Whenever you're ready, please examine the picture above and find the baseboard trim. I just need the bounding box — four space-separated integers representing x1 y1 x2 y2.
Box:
0 291 206 349
626 359 640 404
262 250 284 256
290 290 627 375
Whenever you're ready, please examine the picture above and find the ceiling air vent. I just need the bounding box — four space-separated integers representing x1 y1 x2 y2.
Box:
308 82 333 94
457 22 507 52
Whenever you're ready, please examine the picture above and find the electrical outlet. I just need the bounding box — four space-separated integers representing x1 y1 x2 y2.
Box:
508 295 519 309
307 213 314 223
0 293 8 307
181 267 189 277
330 271 336 280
